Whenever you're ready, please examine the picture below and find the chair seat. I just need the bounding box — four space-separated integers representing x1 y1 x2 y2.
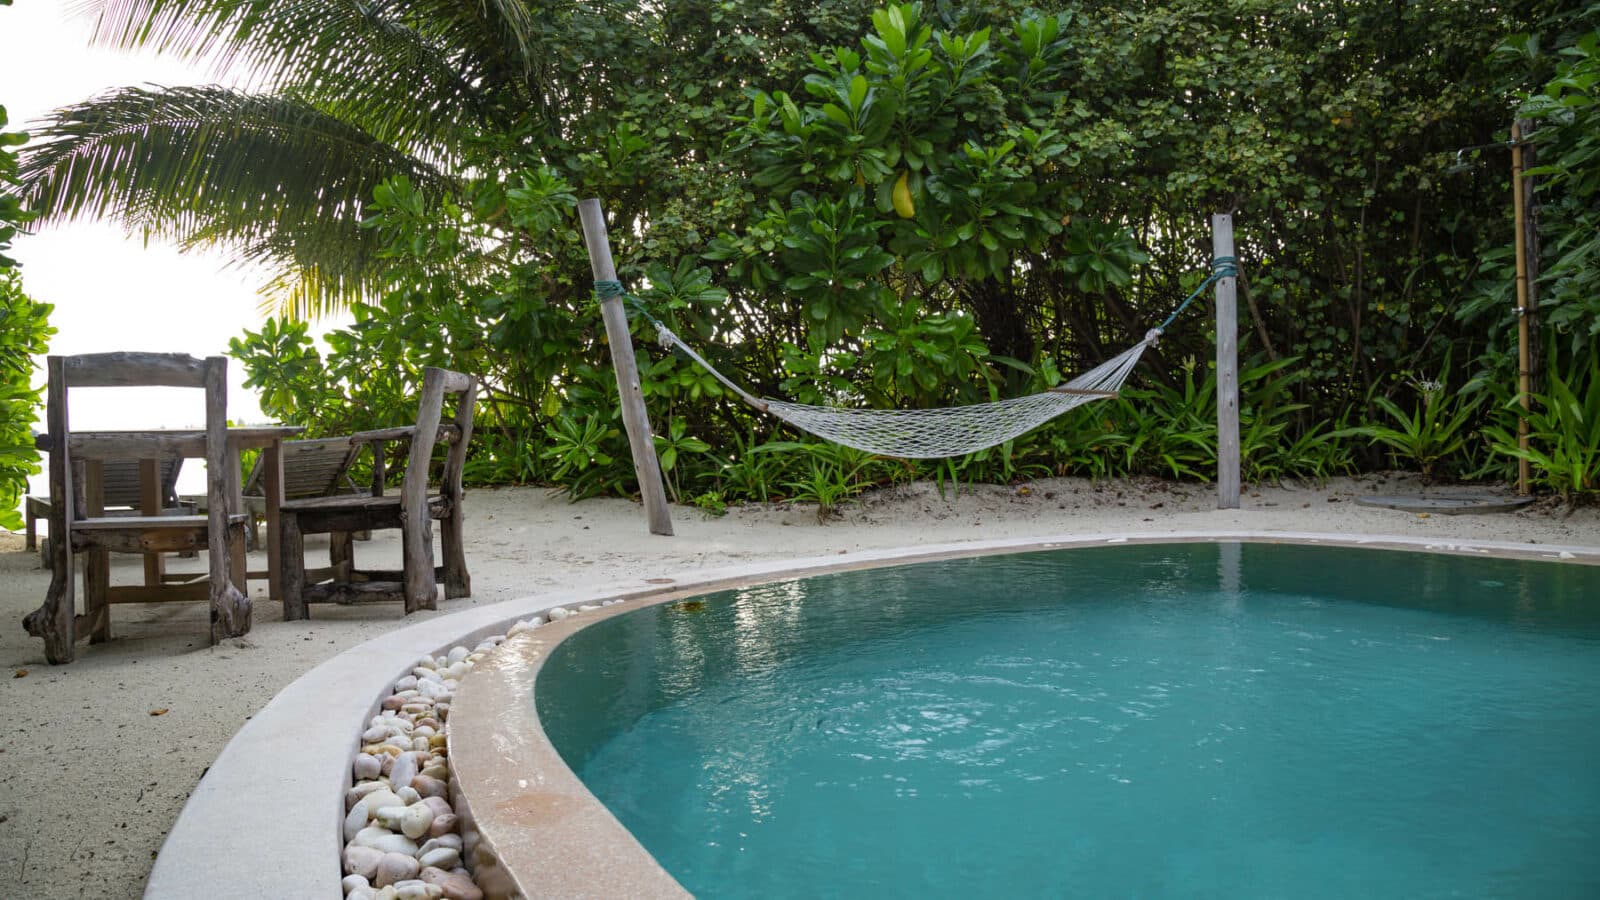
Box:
72 513 247 530
282 493 449 515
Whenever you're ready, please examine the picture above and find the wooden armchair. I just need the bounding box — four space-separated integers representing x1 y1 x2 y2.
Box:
22 353 250 664
279 367 477 618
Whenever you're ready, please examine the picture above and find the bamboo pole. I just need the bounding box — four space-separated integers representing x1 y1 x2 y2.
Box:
1511 122 1532 496
577 199 675 536
1213 214 1240 509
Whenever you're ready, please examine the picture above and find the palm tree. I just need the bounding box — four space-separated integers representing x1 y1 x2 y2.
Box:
18 0 552 318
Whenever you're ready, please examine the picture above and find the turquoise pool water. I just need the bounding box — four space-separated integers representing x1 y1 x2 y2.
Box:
537 543 1600 898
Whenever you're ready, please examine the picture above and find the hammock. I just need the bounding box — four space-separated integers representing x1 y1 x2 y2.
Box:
597 257 1234 459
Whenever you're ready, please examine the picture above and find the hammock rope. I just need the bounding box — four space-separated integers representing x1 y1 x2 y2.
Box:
594 256 1235 459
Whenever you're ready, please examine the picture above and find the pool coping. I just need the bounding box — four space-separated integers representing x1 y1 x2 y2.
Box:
143 530 1600 898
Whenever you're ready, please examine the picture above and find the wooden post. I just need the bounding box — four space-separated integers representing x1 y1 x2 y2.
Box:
577 199 675 536
1511 121 1532 496
1213 214 1240 509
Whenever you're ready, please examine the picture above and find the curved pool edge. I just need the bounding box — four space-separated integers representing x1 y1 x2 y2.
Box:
447 530 1600 899
143 530 1600 898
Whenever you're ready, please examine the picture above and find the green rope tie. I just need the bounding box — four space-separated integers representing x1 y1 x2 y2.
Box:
594 279 669 332
1155 255 1238 333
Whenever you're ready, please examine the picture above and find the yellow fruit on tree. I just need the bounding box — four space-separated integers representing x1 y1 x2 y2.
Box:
892 170 916 218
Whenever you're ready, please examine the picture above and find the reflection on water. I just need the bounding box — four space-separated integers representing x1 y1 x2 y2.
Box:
538 543 1600 899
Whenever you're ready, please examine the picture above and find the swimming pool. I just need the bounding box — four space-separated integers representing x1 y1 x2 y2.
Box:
535 542 1600 898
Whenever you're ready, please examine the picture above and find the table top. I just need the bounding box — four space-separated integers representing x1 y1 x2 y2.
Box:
36 426 304 458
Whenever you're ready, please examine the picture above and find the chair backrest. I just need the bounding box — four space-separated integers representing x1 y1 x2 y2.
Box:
46 352 230 524
91 456 183 509
242 437 361 500
400 367 477 512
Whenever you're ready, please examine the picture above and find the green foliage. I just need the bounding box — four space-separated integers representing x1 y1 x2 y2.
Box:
43 0 1592 502
2 84 52 530
1336 361 1487 482
0 271 53 530
1517 20 1600 352
1485 356 1600 503
1 103 30 269
779 442 878 523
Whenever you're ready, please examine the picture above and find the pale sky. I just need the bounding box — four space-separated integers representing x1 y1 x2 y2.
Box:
3 3 348 501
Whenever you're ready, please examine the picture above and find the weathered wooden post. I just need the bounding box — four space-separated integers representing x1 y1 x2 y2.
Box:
577 199 675 536
1213 214 1240 509
1511 121 1534 496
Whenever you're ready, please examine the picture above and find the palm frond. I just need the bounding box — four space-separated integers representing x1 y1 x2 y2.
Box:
73 0 527 147
18 84 459 314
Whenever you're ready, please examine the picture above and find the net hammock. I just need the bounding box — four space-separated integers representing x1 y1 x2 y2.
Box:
597 257 1234 459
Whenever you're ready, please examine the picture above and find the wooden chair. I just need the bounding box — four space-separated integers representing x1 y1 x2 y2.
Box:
190 436 366 548
279 367 477 618
22 353 250 664
25 455 185 565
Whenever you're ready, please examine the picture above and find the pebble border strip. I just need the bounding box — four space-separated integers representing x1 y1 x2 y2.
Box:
338 600 624 900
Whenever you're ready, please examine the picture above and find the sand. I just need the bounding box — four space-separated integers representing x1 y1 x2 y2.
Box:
2 475 1597 898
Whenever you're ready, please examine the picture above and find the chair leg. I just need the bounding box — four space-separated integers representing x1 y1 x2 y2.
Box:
402 517 437 615
440 510 470 600
84 547 112 644
209 526 253 644
281 513 308 621
23 531 76 664
329 531 354 582
228 520 248 594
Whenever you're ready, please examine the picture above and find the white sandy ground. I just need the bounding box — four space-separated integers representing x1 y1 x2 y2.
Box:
1 475 1597 898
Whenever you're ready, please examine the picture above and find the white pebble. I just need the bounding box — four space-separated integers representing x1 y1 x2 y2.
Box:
362 789 402 816
397 786 422 805
394 675 419 691
401 802 435 840
353 753 383 780
344 845 383 879
418 834 461 856
394 881 443 900
578 604 600 611
370 832 420 856
389 752 418 792
548 607 571 621
374 851 420 888
446 646 469 664
347 782 388 807
343 874 372 895
344 798 373 842
418 846 460 870
353 825 397 848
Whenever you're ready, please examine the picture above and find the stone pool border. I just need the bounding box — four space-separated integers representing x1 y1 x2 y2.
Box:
144 530 1600 898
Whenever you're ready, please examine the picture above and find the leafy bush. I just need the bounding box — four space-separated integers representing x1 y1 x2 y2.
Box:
1485 356 1600 503
0 270 52 530
2 95 53 531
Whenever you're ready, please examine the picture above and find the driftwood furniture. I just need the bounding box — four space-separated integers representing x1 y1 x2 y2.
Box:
24 455 185 565
279 367 477 617
192 436 367 548
23 353 255 664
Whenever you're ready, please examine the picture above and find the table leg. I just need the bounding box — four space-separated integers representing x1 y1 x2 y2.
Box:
264 440 286 603
139 458 165 587
84 461 111 643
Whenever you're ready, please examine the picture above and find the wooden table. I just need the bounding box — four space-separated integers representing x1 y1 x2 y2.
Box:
38 426 304 602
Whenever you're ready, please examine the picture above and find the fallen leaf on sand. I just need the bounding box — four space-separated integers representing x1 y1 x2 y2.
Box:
13 669 26 678
149 709 169 716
